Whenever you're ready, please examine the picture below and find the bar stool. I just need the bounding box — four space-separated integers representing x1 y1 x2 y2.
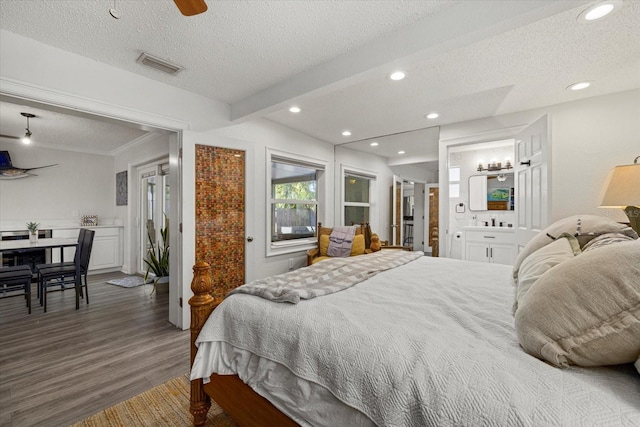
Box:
403 223 413 246
0 265 33 313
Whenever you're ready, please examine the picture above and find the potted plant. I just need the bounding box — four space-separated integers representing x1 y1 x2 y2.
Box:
26 221 40 243
144 218 169 294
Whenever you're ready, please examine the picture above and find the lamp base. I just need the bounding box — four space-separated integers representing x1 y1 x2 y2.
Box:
624 206 640 236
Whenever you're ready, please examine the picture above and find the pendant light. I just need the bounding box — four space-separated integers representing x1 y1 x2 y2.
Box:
21 112 35 145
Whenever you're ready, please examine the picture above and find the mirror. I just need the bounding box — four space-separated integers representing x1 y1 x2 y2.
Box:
469 173 514 211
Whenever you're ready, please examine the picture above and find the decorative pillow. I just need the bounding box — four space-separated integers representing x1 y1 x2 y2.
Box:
582 232 636 252
320 233 365 256
351 234 365 256
319 234 330 257
513 215 637 281
515 240 640 367
513 234 580 314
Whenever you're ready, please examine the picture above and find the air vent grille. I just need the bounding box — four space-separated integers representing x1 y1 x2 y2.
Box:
136 53 183 75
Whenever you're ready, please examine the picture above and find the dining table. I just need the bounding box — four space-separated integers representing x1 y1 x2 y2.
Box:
0 237 81 308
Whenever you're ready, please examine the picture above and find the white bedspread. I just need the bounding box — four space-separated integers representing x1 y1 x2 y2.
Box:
193 256 640 426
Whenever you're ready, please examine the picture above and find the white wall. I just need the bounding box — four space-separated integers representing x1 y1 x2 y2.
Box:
438 89 640 256
0 141 114 229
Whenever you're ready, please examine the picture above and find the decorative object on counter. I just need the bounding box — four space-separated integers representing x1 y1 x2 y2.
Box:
116 170 128 206
26 221 39 243
598 155 640 234
81 215 98 226
144 217 169 295
0 150 58 180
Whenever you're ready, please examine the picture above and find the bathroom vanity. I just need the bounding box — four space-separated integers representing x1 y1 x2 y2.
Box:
463 226 515 265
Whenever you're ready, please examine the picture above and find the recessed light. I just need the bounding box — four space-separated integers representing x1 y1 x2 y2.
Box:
370 142 379 147
389 71 406 81
577 0 624 22
342 130 352 137
567 81 592 91
289 106 301 113
425 112 439 119
398 150 405 155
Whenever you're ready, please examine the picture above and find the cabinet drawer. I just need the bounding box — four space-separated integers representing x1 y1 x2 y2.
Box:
465 230 514 244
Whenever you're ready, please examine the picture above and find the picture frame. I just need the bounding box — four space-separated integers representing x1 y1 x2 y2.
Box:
81 215 98 226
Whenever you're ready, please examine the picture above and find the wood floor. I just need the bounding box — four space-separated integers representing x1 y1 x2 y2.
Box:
0 272 190 427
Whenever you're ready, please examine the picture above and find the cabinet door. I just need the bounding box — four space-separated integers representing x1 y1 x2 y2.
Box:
490 243 514 265
466 242 489 263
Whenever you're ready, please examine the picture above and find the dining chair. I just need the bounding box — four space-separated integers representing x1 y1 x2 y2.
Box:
36 229 94 312
0 265 33 314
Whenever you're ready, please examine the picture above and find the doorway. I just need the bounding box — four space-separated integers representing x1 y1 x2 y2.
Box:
138 162 170 276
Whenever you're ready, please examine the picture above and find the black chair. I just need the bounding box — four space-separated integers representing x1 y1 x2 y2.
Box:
36 229 94 312
0 265 33 314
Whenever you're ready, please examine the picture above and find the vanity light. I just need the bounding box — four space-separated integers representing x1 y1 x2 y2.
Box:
567 81 592 91
289 106 301 113
425 113 439 119
370 142 379 147
577 0 624 22
389 71 406 81
342 130 352 137
477 159 513 172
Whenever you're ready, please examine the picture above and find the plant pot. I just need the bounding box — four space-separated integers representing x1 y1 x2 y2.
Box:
154 276 169 293
29 233 38 244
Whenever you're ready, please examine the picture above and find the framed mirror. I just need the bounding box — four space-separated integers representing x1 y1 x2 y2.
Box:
469 173 514 211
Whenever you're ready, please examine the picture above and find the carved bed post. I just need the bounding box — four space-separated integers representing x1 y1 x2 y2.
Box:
189 261 219 426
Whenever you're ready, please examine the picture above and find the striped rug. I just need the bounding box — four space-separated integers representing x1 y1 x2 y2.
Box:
71 375 237 427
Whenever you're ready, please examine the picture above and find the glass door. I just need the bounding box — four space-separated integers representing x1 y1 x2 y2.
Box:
138 163 170 275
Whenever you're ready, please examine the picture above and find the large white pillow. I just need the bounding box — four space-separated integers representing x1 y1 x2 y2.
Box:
515 240 640 367
513 234 580 314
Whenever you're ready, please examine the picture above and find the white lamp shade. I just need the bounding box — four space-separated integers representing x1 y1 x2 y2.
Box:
598 164 640 207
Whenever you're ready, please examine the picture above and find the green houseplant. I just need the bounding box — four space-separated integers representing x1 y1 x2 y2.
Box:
144 218 169 294
26 221 40 243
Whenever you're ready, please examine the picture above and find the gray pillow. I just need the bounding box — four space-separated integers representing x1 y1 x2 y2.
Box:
582 232 636 252
515 240 640 367
513 234 580 314
513 215 637 282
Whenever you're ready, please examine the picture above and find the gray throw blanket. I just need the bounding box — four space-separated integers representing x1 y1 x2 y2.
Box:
327 226 356 257
228 249 423 303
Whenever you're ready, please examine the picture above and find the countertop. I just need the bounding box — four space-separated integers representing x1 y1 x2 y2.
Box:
463 226 514 233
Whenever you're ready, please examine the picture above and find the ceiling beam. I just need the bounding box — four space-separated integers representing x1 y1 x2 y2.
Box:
230 0 587 122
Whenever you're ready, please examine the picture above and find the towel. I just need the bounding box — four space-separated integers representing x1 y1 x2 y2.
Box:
327 226 356 257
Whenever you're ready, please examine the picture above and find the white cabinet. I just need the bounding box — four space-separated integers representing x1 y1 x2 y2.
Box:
464 228 515 265
52 226 123 272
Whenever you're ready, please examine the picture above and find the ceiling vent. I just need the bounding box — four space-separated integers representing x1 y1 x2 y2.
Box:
136 53 183 75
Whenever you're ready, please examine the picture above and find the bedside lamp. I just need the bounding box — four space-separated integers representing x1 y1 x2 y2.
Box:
598 156 640 234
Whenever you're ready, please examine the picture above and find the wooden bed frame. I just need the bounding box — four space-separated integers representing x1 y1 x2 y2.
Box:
189 261 298 426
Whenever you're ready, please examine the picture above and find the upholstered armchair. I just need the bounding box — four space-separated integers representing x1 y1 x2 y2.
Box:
306 223 372 266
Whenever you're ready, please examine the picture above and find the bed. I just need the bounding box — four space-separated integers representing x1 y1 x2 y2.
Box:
189 221 640 426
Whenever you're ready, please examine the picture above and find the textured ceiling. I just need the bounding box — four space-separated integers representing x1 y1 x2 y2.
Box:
0 0 639 160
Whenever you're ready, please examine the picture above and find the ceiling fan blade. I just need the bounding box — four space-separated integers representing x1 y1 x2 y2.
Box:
0 134 21 140
174 0 207 16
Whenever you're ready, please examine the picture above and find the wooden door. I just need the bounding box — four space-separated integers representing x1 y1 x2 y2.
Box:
427 185 439 256
195 145 246 301
514 115 550 253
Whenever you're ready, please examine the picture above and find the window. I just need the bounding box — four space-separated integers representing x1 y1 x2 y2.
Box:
268 151 326 255
449 166 460 198
344 174 370 225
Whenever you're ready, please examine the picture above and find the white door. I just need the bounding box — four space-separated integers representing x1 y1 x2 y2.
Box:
412 183 425 252
514 115 550 253
391 175 403 245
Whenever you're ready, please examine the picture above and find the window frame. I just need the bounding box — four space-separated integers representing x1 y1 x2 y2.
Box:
266 148 327 257
340 164 377 230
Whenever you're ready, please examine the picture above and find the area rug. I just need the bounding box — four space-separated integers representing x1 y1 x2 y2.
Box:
71 375 236 427
106 276 149 288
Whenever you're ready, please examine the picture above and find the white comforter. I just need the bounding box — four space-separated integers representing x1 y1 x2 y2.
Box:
192 256 640 426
